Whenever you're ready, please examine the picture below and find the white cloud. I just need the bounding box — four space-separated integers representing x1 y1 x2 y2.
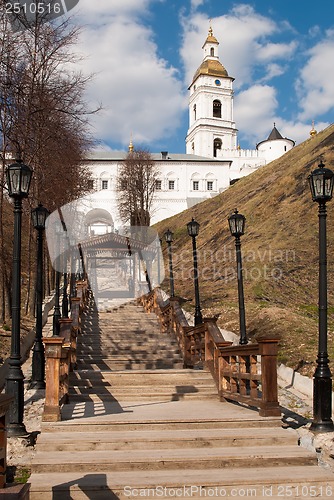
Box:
260 63 286 82
190 0 206 10
256 41 297 62
73 0 185 149
234 85 278 145
280 120 329 145
297 32 334 120
74 0 153 23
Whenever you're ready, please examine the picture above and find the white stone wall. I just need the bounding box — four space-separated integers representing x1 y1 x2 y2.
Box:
257 138 294 164
79 158 231 229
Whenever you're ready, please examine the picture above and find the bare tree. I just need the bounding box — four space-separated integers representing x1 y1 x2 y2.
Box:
117 149 159 226
0 4 97 320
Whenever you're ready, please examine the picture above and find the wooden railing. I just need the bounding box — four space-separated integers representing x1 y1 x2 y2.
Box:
139 288 281 417
42 280 88 422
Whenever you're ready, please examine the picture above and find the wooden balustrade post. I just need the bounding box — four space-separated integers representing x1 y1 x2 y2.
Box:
204 330 213 365
59 318 75 375
59 346 71 404
0 395 13 489
42 337 64 422
219 354 230 401
70 297 81 326
76 280 87 310
59 318 72 344
258 339 281 417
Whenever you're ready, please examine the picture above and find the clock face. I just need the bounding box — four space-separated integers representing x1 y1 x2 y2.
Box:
215 79 221 86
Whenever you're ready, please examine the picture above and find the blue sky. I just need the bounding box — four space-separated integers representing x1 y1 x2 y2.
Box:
69 0 334 153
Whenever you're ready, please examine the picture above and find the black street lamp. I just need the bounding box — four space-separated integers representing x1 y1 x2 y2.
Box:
187 218 203 325
228 209 248 345
53 220 62 336
164 229 175 298
61 234 69 319
31 204 49 389
5 159 32 436
308 160 334 433
69 236 77 301
157 238 162 286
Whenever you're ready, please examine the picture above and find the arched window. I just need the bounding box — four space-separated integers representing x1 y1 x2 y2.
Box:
210 47 214 57
213 100 221 118
213 138 222 157
193 104 196 121
100 171 110 190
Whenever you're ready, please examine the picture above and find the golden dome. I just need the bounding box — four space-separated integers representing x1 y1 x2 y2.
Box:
310 121 317 137
192 59 229 82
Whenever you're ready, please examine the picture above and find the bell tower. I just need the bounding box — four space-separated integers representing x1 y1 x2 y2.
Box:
186 27 237 158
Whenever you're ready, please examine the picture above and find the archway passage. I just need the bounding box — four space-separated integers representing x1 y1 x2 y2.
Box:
79 229 163 309
85 209 114 236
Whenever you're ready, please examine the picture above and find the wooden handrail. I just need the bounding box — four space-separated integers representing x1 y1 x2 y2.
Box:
42 280 88 422
140 288 280 417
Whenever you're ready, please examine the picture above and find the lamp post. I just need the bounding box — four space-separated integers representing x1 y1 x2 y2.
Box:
157 238 162 286
187 218 203 325
61 234 69 319
5 159 32 436
69 236 77 301
53 220 62 336
164 229 175 298
31 203 49 389
228 209 248 345
308 160 334 433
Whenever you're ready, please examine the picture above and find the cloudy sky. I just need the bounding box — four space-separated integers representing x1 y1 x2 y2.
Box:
68 0 334 153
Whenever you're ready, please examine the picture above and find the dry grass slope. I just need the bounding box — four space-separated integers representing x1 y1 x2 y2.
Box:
155 124 334 376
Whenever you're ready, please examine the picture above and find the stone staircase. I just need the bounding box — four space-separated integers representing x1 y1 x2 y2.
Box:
75 301 184 371
29 298 334 499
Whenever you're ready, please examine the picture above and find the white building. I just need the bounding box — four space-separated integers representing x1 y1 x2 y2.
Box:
80 28 294 233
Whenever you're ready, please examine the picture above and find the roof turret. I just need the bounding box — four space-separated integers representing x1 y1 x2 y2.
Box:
203 26 219 47
267 123 283 141
190 27 232 86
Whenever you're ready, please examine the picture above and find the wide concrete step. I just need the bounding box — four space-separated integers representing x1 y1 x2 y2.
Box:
77 338 179 345
35 427 298 452
87 332 164 338
76 348 181 356
32 444 317 473
77 342 178 349
75 355 183 363
75 360 185 370
28 466 334 500
68 392 218 402
70 369 215 386
41 416 283 433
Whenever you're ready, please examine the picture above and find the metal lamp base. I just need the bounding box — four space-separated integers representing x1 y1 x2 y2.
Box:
6 422 28 438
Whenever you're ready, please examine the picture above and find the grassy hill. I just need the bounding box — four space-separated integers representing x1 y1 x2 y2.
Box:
155 124 334 377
